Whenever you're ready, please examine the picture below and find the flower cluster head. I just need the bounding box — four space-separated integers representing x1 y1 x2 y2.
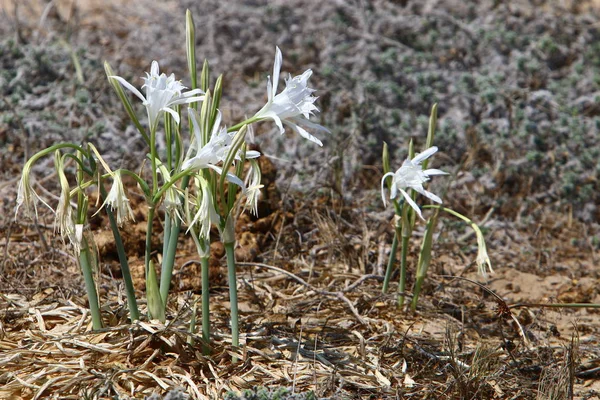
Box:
110 61 204 131
100 170 135 226
183 109 260 178
381 146 448 220
254 47 328 146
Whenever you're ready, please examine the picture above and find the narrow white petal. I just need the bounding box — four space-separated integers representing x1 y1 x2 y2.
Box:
269 113 285 134
381 172 395 206
150 61 159 76
181 88 205 97
273 46 282 96
245 150 261 159
286 121 323 146
110 76 146 103
423 168 448 176
294 116 330 133
163 107 180 125
412 146 438 164
401 189 424 220
413 185 443 204
208 164 246 191
170 95 205 105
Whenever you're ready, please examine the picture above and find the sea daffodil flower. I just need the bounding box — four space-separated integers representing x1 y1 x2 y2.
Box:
182 109 260 186
381 146 448 220
100 170 135 226
186 176 219 240
254 47 328 146
110 61 204 131
244 160 263 216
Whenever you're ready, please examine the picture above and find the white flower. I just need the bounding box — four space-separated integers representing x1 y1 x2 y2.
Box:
381 146 448 220
244 160 263 216
100 171 135 226
254 47 328 146
182 109 260 187
110 61 204 131
54 156 75 243
156 162 183 221
186 176 219 240
475 226 493 277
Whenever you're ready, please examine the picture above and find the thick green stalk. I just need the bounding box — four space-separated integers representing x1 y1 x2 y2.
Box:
224 242 239 362
397 234 410 309
158 175 191 311
410 210 439 312
145 205 156 276
101 185 139 322
79 242 103 330
159 218 180 307
398 202 412 309
382 227 399 294
201 256 211 355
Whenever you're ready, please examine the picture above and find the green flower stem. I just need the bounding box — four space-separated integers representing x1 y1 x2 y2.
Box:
162 215 171 268
398 234 410 309
381 232 398 294
397 202 411 309
150 127 159 194
101 185 139 322
201 255 211 355
145 205 156 277
228 116 260 133
79 241 103 330
151 168 194 203
159 217 179 307
158 175 191 310
382 199 403 294
224 241 240 362
26 143 87 168
410 210 439 312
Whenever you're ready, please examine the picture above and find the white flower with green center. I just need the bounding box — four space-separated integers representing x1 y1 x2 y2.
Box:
100 170 135 226
182 109 260 186
381 146 448 220
110 61 204 131
254 47 328 146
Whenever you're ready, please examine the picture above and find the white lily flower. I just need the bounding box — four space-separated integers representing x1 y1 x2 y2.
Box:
254 47 328 146
475 225 494 277
182 109 260 189
187 176 220 240
156 163 183 221
381 146 448 220
15 160 52 219
100 170 135 226
244 160 263 216
110 61 204 131
54 154 76 243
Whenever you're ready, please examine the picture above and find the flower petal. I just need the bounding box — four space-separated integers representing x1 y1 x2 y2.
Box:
381 172 395 207
285 121 323 146
162 107 181 125
110 76 147 103
423 168 448 176
412 146 438 164
400 189 424 220
413 185 443 204
273 46 282 98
